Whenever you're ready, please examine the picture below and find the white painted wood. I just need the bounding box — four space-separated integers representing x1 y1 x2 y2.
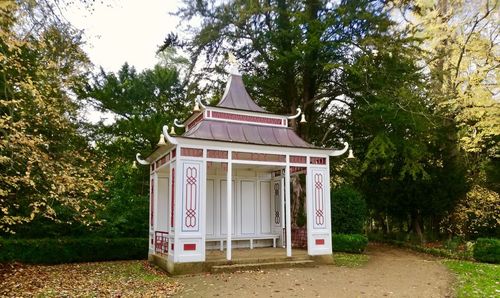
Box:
206 179 215 236
260 181 271 234
157 176 169 231
227 156 232 261
285 156 292 257
281 177 285 248
241 181 256 234
220 180 236 235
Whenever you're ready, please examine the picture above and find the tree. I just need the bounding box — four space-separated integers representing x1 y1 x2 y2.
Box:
0 1 104 234
173 0 431 232
395 0 499 238
81 59 190 237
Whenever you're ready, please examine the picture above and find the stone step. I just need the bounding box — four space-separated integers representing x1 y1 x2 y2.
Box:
210 260 316 274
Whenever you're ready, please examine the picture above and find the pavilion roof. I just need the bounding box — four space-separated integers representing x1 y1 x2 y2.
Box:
175 72 319 149
216 74 266 112
181 119 314 149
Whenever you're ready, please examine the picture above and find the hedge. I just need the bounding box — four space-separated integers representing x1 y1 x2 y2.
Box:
332 234 368 253
473 238 500 264
0 238 148 264
368 234 475 261
331 186 366 234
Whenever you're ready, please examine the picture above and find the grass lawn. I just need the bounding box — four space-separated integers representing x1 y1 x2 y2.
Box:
332 252 369 267
0 260 180 297
443 260 500 298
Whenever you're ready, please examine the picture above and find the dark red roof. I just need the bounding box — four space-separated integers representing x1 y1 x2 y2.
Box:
182 119 314 148
217 74 266 112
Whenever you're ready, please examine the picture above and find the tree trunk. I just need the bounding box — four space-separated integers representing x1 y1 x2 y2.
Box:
411 210 424 243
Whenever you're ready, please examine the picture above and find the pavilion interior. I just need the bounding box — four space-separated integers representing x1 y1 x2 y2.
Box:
205 162 285 250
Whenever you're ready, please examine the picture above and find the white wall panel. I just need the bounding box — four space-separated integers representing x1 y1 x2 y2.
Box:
157 177 169 231
260 181 271 234
241 181 256 234
206 179 215 236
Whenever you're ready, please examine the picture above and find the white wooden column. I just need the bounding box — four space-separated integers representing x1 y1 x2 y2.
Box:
226 152 232 261
285 155 292 257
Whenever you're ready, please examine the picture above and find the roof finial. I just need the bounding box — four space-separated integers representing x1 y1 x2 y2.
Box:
227 52 241 76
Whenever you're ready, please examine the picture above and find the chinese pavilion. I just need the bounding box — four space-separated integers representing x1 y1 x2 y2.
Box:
136 65 349 274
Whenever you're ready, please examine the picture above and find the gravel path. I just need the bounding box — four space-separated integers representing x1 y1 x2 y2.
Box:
176 243 453 298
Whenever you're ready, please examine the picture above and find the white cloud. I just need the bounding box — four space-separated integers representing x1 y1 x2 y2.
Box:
65 0 182 73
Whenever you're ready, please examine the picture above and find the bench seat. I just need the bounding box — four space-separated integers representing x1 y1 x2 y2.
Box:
206 234 280 250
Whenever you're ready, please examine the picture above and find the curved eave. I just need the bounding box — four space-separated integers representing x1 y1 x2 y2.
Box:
143 142 176 163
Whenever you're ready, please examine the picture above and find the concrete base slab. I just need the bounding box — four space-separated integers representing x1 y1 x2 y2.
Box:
150 248 332 275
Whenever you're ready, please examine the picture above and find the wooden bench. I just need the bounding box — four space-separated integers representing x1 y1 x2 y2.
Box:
206 234 280 251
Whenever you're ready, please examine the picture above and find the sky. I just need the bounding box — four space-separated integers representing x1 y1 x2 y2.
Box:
64 0 184 123
65 0 183 73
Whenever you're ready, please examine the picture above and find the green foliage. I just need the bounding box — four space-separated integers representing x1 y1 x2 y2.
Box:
331 186 367 234
369 235 474 260
0 238 147 264
443 185 500 239
81 61 190 239
96 163 149 237
473 238 500 264
0 1 104 233
332 234 368 253
444 260 500 298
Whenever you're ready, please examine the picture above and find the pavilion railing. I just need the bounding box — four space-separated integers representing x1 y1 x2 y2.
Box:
154 231 169 255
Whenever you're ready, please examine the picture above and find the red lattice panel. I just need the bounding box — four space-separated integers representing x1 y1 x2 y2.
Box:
207 149 228 159
291 227 308 248
310 157 326 164
233 151 286 162
290 155 307 164
291 166 306 174
187 114 204 130
181 148 203 157
211 111 283 126
155 153 170 168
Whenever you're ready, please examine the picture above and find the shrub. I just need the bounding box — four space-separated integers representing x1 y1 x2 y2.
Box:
332 234 368 253
331 186 367 234
0 238 148 264
473 238 500 264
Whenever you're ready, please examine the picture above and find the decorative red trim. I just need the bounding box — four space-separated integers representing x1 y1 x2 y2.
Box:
290 155 307 164
155 153 170 168
150 178 154 228
184 167 198 228
172 149 176 158
181 148 203 157
314 173 325 226
291 166 306 174
171 168 175 227
187 114 204 130
233 151 286 162
211 111 283 126
207 149 228 159
310 157 326 165
274 182 280 225
184 243 196 251
315 239 325 245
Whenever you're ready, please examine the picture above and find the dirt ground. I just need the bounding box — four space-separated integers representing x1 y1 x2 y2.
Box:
176 243 453 298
